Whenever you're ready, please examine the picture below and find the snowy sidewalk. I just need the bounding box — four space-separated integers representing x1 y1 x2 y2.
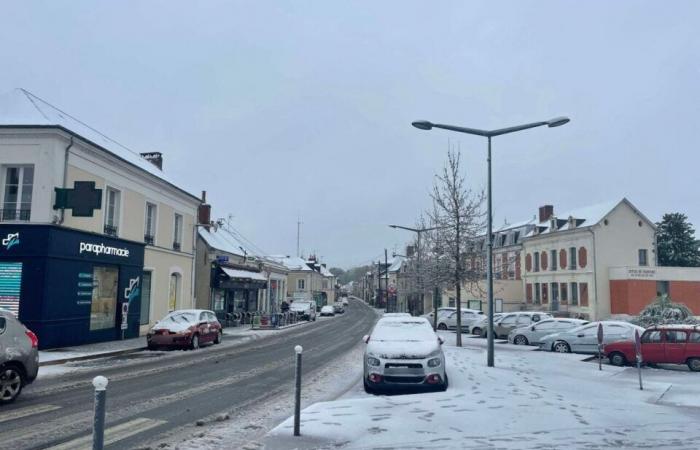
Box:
264 331 700 449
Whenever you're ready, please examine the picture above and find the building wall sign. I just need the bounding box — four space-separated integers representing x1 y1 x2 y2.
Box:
79 242 130 257
627 268 656 279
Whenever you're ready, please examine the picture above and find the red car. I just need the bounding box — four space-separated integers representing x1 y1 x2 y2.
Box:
604 325 700 371
147 309 222 350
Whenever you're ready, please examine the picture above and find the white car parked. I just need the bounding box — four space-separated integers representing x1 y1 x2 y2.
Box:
363 316 447 393
436 309 484 331
539 321 645 354
421 307 457 323
508 318 589 346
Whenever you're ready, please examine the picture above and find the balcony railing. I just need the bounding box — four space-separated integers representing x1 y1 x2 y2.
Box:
173 241 181 251
144 234 155 245
0 209 30 221
104 224 118 237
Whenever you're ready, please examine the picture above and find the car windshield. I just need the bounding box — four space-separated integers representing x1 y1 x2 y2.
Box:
163 312 196 324
371 320 435 342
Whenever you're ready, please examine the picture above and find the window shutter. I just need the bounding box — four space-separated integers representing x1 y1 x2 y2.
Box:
526 283 533 303
578 247 588 268
515 252 521 280
525 254 532 272
559 249 567 269
580 282 589 306
541 251 548 271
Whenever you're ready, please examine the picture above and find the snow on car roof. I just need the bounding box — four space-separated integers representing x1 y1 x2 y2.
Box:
372 317 435 341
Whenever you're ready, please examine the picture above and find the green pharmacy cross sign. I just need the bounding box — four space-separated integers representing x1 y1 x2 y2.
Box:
54 181 103 217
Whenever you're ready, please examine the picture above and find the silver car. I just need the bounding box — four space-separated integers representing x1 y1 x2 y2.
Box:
469 313 505 335
508 318 589 346
363 316 447 393
437 309 484 331
0 311 39 404
539 321 645 354
483 312 553 339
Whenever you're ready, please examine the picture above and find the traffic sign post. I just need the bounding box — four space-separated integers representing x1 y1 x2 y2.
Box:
120 303 129 339
597 323 604 371
635 329 643 390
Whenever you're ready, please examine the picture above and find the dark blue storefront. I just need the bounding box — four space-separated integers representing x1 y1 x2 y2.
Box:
0 224 144 349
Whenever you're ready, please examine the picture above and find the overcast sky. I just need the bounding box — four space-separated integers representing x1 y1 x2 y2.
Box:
2 1 699 268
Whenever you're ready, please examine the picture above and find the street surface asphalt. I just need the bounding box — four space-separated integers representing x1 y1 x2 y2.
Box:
0 298 376 449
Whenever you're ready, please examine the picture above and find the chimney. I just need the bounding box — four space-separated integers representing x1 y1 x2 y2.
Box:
538 205 554 223
198 190 211 228
140 152 163 170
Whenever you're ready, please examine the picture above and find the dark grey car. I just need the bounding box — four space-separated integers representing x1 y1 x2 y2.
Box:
0 311 39 404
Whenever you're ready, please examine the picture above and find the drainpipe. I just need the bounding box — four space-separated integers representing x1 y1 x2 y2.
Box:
58 136 74 224
190 219 197 308
587 229 599 320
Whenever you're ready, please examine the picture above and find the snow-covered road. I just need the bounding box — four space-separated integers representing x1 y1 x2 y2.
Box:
265 332 700 449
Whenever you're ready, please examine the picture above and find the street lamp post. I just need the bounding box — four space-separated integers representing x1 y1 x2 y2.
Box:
389 224 446 326
411 116 570 367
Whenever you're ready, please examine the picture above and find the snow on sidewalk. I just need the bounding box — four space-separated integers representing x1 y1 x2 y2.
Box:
265 333 700 449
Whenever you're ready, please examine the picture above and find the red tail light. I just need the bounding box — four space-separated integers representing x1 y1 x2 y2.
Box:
25 329 39 348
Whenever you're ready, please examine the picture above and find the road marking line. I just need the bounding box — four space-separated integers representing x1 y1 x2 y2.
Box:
46 417 166 450
0 404 62 423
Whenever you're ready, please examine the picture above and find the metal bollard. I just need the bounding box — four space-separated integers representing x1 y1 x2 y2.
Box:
293 345 303 436
92 375 108 450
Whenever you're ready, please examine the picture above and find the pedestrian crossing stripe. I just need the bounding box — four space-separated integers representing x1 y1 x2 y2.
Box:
0 404 61 424
46 417 166 450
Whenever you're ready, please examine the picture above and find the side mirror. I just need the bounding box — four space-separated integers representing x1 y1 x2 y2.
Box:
362 335 370 344
438 336 445 345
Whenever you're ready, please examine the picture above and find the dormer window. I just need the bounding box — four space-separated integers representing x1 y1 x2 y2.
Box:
550 217 558 232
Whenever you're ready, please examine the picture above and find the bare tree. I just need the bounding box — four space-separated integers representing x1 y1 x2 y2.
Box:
428 148 485 346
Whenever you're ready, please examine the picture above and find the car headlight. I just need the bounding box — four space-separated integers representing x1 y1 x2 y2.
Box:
367 356 381 367
427 357 441 367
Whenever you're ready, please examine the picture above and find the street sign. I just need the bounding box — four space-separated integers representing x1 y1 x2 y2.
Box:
216 255 229 263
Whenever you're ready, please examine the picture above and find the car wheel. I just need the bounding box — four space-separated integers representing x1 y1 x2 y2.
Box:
190 333 200 350
472 327 481 336
609 352 627 367
437 323 448 331
553 341 571 353
688 357 700 372
147 342 158 351
0 365 24 404
214 330 222 345
514 335 529 346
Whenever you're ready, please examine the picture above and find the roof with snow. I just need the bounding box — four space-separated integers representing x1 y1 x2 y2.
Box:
198 225 250 257
0 88 198 200
267 255 314 271
388 256 405 272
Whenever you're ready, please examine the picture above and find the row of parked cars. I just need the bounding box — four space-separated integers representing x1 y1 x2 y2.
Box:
426 307 700 372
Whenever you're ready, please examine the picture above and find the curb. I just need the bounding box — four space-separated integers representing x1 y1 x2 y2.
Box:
39 346 147 367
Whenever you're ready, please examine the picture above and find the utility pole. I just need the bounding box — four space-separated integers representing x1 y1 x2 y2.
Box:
296 218 302 257
385 249 389 313
376 260 381 307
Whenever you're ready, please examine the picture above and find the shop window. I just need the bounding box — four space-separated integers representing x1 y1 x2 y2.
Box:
173 213 183 251
145 202 157 245
0 262 22 315
212 289 225 311
2 166 33 221
104 187 120 237
139 271 152 325
90 266 118 331
169 273 180 311
638 249 648 266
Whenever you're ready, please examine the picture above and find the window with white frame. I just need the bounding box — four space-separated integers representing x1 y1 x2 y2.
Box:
550 249 557 271
569 247 577 269
173 213 183 251
571 282 579 305
2 166 34 221
104 187 120 236
534 252 540 272
638 249 648 266
144 202 157 245
298 279 305 290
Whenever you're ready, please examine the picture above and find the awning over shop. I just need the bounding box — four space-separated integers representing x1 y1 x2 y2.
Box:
221 267 268 282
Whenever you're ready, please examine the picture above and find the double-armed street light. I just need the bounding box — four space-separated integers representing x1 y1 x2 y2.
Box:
411 117 570 367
